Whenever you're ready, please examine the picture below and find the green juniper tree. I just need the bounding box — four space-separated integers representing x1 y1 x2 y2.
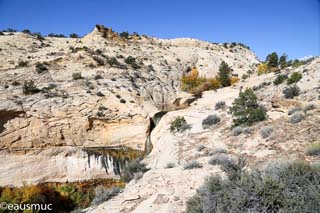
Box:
229 88 266 126
69 33 79 38
266 52 279 68
218 61 231 87
279 54 288 69
119 31 129 39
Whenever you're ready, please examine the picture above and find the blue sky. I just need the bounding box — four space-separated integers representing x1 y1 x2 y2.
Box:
0 0 319 60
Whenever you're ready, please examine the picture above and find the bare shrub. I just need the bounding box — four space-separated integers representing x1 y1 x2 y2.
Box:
215 101 226 110
260 125 273 138
184 161 203 170
289 112 305 123
91 186 121 206
304 103 316 112
202 114 220 129
283 85 300 99
288 107 302 115
232 126 243 136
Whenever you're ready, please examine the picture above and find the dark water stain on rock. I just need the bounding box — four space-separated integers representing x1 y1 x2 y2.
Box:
84 147 144 175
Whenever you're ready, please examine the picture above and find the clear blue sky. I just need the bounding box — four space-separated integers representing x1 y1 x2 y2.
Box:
0 0 319 60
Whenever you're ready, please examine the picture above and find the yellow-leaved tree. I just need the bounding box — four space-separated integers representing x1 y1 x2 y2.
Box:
257 63 268 75
190 67 199 78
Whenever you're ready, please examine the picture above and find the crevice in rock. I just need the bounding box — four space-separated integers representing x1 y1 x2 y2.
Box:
86 117 94 131
145 111 168 155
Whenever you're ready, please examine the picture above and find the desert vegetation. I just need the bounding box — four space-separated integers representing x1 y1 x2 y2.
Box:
124 56 141 69
107 57 121 67
215 101 226 110
121 158 149 182
0 184 75 212
273 74 288 85
187 161 320 213
217 61 231 87
92 55 105 66
287 72 302 85
170 116 190 133
72 72 83 80
70 33 79 38
119 31 129 39
48 33 66 38
289 112 305 123
260 125 273 138
184 161 203 170
257 63 269 75
305 143 320 156
91 186 121 206
232 126 243 136
18 60 28 67
0 179 124 211
221 42 250 50
35 62 48 74
257 52 313 76
304 103 316 112
23 80 40 95
283 85 300 99
202 114 221 129
181 61 239 95
229 88 266 126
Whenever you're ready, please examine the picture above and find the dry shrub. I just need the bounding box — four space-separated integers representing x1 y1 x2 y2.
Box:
230 76 240 85
181 67 220 95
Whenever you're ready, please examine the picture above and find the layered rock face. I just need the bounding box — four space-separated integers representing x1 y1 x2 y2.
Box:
0 148 108 186
0 106 149 150
0 146 143 186
0 25 259 185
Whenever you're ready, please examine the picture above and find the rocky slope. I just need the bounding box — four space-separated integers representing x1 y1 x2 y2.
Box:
88 58 320 212
0 25 258 186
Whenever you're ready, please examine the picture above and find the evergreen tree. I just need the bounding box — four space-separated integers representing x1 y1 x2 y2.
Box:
218 61 231 87
266 52 279 67
69 33 79 38
119 31 129 39
22 29 31 34
229 88 266 126
279 54 288 69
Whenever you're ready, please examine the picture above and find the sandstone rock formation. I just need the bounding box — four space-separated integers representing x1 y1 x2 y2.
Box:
0 26 259 185
0 26 319 212
89 58 320 212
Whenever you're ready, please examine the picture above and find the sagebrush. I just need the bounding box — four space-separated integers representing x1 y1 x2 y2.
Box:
186 161 320 213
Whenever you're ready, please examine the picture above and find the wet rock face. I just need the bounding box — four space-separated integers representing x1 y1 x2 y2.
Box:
0 147 143 186
0 147 106 186
84 147 144 175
